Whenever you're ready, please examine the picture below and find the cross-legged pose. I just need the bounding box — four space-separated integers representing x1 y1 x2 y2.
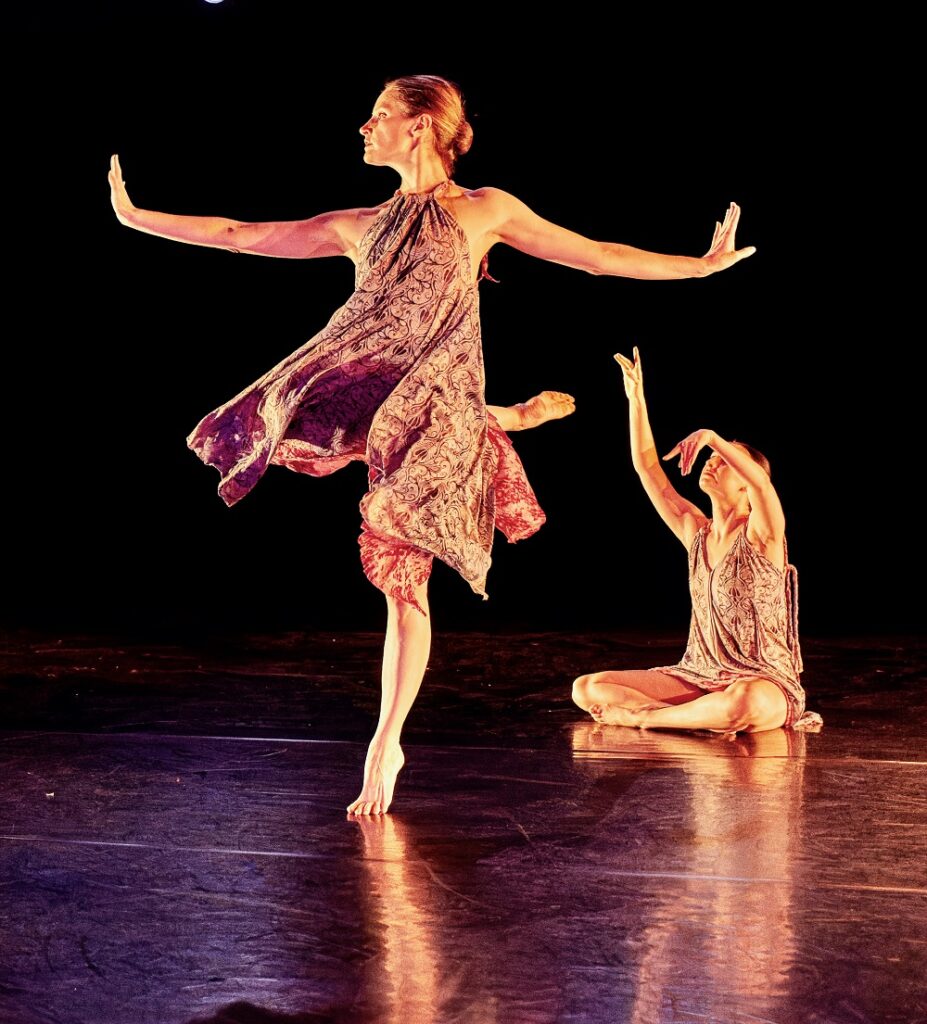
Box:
573 347 822 733
109 75 755 813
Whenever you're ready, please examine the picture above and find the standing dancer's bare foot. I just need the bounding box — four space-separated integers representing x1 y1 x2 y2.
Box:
516 391 576 428
347 743 406 815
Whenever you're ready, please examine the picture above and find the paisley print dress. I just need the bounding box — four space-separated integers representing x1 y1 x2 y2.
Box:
186 182 545 610
653 525 822 730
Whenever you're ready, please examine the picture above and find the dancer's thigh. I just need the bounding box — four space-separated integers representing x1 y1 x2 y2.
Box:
576 669 705 706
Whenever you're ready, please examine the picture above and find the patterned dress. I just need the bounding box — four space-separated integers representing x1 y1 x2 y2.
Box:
653 524 822 729
186 181 545 610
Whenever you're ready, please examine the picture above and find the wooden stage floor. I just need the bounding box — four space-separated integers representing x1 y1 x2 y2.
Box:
1 629 924 1023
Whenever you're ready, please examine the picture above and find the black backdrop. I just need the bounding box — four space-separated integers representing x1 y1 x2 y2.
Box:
9 6 918 636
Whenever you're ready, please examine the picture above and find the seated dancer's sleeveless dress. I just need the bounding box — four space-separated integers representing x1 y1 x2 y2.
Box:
652 525 822 730
186 181 544 611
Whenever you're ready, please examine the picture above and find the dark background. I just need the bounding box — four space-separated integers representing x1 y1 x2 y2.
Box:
8 4 918 637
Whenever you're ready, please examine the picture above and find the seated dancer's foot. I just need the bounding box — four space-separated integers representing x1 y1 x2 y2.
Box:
589 702 645 728
519 391 576 429
347 743 405 816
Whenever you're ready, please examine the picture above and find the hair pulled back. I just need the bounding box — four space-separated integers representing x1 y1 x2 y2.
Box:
732 441 772 479
385 74 473 174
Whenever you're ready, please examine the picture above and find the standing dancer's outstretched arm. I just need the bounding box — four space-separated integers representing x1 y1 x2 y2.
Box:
109 154 374 259
481 193 754 280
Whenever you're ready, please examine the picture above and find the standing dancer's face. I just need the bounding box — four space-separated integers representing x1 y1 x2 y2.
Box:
359 91 418 166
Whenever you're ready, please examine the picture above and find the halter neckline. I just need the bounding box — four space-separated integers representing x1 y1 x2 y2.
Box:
394 180 454 198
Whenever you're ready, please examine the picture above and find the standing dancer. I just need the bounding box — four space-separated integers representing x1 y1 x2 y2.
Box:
573 348 822 733
109 75 755 813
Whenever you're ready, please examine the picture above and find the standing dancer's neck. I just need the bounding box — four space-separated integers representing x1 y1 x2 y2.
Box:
395 152 450 195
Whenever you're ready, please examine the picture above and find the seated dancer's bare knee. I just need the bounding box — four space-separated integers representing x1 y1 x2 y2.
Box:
572 673 611 709
723 679 788 732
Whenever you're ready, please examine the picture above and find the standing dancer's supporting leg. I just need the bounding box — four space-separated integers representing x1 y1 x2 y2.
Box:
348 581 430 815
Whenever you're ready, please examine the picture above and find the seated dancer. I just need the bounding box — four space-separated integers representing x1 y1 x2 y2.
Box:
573 348 822 733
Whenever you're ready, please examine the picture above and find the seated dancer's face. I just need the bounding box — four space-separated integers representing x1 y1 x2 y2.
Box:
359 91 417 165
699 446 748 498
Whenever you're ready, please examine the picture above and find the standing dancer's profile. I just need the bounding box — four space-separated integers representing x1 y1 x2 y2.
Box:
108 74 755 813
573 348 822 733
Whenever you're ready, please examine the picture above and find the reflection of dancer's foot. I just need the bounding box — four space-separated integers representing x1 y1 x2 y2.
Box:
347 742 406 816
351 804 396 850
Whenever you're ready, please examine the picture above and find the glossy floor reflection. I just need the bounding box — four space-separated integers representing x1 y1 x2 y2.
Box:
1 630 924 1023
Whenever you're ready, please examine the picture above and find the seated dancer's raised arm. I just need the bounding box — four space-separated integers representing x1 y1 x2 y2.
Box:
614 347 707 548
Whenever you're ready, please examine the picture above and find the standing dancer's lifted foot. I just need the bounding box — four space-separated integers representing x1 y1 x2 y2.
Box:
489 391 576 431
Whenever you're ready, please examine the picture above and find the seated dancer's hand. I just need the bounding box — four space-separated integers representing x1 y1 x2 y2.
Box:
108 154 136 225
701 202 755 274
613 346 643 400
664 429 715 475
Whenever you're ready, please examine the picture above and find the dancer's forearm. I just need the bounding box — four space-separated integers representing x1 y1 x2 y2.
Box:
708 432 785 539
116 204 352 259
490 190 753 280
627 391 704 542
109 157 355 258
116 204 246 249
628 395 662 477
705 432 771 493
